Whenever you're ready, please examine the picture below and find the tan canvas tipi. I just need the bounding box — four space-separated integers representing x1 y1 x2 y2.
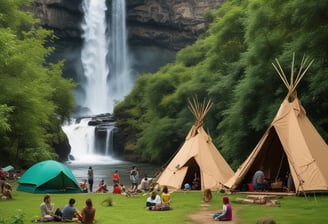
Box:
156 97 234 191
224 55 328 193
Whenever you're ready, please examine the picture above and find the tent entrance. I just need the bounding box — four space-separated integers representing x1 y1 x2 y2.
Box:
242 127 292 191
181 158 200 190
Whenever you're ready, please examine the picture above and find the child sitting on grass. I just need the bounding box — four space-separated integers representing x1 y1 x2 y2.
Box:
213 196 232 221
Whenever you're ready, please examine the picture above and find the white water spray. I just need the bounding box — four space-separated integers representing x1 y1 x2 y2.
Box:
62 119 95 159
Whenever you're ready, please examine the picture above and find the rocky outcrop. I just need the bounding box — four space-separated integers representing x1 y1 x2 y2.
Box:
30 0 83 41
127 0 224 50
31 0 224 50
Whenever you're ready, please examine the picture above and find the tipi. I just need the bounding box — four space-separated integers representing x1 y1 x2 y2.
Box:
156 97 234 191
224 54 328 194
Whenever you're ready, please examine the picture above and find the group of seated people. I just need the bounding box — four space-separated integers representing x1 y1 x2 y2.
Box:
36 194 96 223
145 185 171 211
81 177 128 194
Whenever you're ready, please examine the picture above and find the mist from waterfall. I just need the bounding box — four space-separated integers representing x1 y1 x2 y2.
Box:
63 0 132 161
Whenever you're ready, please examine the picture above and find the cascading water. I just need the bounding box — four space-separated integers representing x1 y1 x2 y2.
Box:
62 118 96 159
62 0 133 162
80 0 110 115
105 127 115 156
109 0 133 104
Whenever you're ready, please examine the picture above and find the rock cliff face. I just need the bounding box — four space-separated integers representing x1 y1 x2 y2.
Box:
31 0 83 41
31 0 224 50
127 0 224 50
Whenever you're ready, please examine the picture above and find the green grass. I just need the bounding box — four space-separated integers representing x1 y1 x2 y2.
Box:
234 194 328 224
1 186 328 224
0 188 203 224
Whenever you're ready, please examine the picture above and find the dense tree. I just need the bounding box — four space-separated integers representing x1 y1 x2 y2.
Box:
115 0 327 168
220 0 328 168
0 0 75 167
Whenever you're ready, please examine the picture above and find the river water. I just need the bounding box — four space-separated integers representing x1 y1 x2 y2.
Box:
66 157 161 192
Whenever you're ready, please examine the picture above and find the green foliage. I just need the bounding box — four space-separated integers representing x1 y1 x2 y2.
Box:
176 39 209 67
0 210 24 224
101 197 113 207
203 10 215 23
0 105 12 133
0 0 75 167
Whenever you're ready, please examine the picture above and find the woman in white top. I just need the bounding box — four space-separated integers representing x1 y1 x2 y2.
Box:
40 194 55 221
145 191 162 210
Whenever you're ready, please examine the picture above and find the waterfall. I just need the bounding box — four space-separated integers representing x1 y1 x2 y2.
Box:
62 0 132 161
105 127 115 156
62 119 96 159
81 0 109 115
108 0 133 106
80 0 133 115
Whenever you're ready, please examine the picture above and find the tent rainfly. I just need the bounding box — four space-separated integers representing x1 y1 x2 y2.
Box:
17 160 81 193
224 54 328 194
156 97 234 191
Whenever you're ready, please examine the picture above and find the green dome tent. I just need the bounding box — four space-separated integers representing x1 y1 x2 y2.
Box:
17 160 82 193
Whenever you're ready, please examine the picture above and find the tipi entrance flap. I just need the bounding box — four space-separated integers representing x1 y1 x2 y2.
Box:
157 166 188 190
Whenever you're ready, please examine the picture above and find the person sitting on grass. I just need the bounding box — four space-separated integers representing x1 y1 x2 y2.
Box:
96 179 108 193
81 198 96 224
140 174 150 192
62 198 82 222
80 179 88 193
213 196 232 221
161 185 171 210
0 181 12 200
39 194 55 222
113 183 122 194
145 191 162 210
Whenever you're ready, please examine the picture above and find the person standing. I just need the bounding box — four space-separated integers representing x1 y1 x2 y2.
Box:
130 166 138 192
88 166 94 192
112 170 120 185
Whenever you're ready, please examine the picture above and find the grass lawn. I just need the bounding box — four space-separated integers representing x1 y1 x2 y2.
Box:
1 185 328 224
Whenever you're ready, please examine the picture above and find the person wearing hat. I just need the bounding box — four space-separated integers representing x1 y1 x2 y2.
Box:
213 196 232 221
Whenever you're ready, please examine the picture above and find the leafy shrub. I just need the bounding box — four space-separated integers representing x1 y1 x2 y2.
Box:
101 197 113 207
